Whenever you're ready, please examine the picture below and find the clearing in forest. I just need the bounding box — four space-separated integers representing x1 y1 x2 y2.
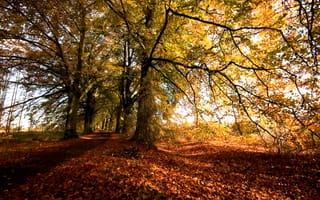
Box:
0 133 319 199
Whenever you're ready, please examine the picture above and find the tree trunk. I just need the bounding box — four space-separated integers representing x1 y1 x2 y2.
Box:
0 72 9 126
5 72 19 134
84 88 96 134
121 105 134 136
193 105 199 127
101 117 106 130
131 60 158 146
64 91 80 139
115 105 122 133
64 0 86 138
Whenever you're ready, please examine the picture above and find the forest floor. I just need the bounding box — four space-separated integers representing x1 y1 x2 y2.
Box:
0 133 319 199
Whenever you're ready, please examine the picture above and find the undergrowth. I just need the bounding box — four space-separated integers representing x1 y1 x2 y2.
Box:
0 131 64 143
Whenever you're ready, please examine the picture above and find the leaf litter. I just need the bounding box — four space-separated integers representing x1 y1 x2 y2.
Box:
0 133 319 199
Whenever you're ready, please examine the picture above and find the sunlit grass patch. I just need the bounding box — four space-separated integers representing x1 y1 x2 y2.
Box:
0 131 64 143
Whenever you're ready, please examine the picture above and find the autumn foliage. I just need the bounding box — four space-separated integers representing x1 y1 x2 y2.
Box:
0 133 319 199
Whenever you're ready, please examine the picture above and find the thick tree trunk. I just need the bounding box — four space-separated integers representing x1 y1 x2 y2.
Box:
65 1 85 138
121 105 134 136
131 61 158 146
115 105 122 133
64 91 80 139
84 89 95 134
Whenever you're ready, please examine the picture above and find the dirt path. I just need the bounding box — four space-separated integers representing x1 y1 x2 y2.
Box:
79 132 114 140
0 134 319 199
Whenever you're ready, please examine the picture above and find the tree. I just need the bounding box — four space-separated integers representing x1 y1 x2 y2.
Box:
104 0 165 145
105 0 206 145
0 0 113 137
165 0 320 151
0 68 9 130
1 0 318 151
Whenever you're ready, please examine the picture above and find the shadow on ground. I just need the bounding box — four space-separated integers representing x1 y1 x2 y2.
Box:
153 142 320 199
0 137 107 193
1 136 319 199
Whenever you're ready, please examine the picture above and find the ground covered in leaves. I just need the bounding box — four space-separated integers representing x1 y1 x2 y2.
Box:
0 133 319 199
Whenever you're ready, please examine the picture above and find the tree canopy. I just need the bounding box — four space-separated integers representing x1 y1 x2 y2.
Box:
0 0 319 151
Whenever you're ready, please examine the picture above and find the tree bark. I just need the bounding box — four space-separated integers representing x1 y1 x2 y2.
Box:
64 90 80 138
84 88 96 134
115 105 122 133
65 2 86 138
131 59 157 146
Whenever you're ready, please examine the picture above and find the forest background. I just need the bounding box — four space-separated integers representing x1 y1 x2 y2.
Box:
0 0 319 153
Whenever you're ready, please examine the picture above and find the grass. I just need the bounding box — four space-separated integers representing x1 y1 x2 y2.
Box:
0 131 65 143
